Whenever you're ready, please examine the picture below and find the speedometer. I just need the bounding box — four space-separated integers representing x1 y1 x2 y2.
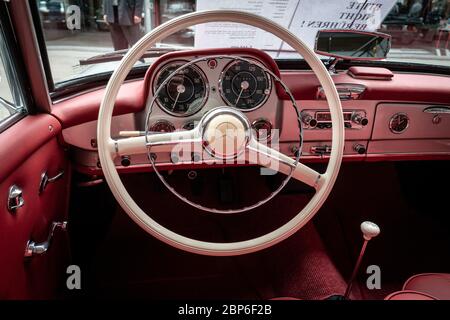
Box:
154 61 208 117
219 60 271 111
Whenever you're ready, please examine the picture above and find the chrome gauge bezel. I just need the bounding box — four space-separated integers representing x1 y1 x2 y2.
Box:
251 118 273 142
218 58 272 112
152 60 209 117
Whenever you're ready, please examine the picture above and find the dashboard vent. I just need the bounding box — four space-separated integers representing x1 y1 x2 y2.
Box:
317 83 366 100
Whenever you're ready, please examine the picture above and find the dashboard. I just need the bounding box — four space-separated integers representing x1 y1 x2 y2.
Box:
56 48 450 175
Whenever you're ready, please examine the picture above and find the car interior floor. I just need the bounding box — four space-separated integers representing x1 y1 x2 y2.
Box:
67 160 450 300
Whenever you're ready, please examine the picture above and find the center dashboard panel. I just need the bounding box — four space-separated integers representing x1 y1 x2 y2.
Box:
57 48 450 174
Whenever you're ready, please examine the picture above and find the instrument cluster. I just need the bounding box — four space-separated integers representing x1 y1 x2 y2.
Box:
148 56 274 133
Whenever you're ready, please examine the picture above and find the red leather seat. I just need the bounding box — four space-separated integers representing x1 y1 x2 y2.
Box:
385 273 450 300
385 290 436 300
272 273 450 300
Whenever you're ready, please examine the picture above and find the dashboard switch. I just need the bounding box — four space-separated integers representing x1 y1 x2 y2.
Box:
311 145 332 155
353 144 366 154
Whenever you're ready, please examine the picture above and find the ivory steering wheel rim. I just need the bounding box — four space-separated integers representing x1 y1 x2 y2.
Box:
97 10 345 256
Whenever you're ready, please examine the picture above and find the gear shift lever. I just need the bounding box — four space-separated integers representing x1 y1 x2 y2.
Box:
344 221 380 299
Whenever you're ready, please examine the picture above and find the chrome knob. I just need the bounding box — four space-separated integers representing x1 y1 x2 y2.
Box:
301 112 317 128
354 144 366 154
352 113 369 126
7 185 24 213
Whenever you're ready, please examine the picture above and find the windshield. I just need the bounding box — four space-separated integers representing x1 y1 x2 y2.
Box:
36 0 450 85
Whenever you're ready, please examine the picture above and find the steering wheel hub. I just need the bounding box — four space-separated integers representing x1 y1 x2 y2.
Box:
200 107 251 160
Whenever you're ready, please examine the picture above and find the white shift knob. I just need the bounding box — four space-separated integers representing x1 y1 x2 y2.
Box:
360 221 380 241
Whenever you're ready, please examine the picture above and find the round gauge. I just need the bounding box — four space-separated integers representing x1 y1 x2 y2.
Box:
252 118 273 141
154 61 208 117
220 60 271 110
149 120 175 133
389 113 409 134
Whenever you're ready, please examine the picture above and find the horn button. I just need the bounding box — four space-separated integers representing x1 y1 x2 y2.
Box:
201 108 251 159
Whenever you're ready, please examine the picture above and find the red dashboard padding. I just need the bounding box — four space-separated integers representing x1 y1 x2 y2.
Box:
52 80 145 128
280 70 450 103
348 66 394 80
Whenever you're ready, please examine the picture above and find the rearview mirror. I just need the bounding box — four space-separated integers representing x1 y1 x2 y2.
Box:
314 30 391 60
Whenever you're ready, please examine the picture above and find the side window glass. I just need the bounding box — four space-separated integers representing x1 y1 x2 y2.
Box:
0 31 26 125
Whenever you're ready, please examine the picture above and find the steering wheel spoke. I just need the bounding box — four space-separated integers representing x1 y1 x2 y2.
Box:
247 139 322 190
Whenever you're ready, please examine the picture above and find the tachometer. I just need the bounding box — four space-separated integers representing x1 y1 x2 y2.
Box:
154 61 208 117
219 60 271 110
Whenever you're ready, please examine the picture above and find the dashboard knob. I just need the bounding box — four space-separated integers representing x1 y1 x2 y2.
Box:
354 144 366 154
121 156 131 167
301 112 317 128
352 113 369 126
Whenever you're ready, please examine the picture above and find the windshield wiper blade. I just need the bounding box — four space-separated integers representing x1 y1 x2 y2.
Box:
79 46 192 66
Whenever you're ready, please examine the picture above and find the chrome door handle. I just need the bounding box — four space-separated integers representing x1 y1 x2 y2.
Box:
39 170 64 194
7 185 24 213
24 221 68 257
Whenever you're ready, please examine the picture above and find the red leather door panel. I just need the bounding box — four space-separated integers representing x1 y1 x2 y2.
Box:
0 115 71 299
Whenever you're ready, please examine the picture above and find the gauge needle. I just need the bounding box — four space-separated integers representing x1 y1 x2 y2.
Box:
172 91 181 111
235 88 244 107
235 80 249 107
172 84 185 111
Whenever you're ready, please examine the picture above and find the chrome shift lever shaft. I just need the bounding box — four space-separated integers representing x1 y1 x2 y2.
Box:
344 221 380 299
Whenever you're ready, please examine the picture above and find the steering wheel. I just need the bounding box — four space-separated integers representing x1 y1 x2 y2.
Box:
97 10 344 256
